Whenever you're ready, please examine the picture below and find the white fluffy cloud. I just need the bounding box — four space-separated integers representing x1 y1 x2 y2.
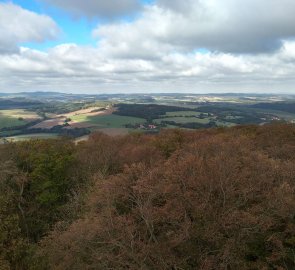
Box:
1 1 295 93
40 0 141 19
1 41 295 93
94 0 295 55
0 3 59 54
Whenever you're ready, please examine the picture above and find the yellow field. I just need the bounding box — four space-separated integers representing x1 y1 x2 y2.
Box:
0 109 41 129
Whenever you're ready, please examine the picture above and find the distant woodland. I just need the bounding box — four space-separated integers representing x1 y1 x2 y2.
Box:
252 102 295 114
1 124 295 269
114 103 192 121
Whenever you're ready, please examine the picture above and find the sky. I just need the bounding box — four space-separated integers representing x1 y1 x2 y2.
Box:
0 0 295 94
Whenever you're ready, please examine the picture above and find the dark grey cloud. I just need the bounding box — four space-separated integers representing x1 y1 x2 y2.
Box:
41 0 141 19
157 0 197 13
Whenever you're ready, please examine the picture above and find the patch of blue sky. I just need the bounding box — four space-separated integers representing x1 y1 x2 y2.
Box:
142 0 155 4
21 16 98 50
8 0 42 13
14 0 97 50
14 0 154 51
54 16 98 45
194 48 211 54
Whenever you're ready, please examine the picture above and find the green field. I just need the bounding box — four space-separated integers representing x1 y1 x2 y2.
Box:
164 111 201 117
155 116 212 124
0 109 40 129
71 114 146 128
0 116 26 129
155 114 236 128
0 130 22 137
5 133 59 142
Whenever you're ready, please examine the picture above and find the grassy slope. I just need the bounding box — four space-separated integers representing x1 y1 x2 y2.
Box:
155 117 212 124
71 114 146 128
164 111 201 117
6 133 59 142
156 110 238 127
0 109 40 129
0 117 26 129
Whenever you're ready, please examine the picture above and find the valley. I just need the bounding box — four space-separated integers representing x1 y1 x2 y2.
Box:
0 92 295 142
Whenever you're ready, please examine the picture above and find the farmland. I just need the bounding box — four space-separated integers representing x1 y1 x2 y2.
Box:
155 116 212 124
164 111 201 117
0 109 40 129
33 105 146 135
5 133 59 142
0 115 26 129
0 92 295 141
70 114 146 129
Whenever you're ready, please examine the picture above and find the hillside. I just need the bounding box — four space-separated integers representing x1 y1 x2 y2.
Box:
1 93 295 141
0 124 295 269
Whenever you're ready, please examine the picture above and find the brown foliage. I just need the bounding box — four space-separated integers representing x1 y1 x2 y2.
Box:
26 125 295 269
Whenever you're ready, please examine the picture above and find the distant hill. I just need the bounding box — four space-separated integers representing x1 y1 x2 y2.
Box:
251 102 295 114
0 99 42 109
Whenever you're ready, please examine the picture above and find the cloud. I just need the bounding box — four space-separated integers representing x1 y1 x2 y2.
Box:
93 0 295 55
1 41 295 93
40 0 141 19
0 3 59 54
1 1 295 93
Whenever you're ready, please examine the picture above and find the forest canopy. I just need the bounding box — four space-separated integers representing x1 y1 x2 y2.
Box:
1 123 295 269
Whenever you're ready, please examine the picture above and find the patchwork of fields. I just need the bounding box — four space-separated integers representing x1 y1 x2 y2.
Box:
70 114 146 129
0 105 148 141
1 93 295 142
153 111 235 127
